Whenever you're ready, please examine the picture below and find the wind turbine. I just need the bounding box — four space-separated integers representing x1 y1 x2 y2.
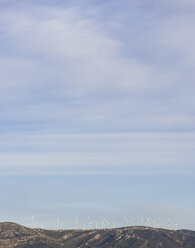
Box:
56 218 60 230
95 221 98 229
145 218 150 227
124 219 128 228
74 218 78 230
140 216 144 225
102 219 108 230
173 224 178 231
101 220 104 229
156 218 160 228
153 219 157 228
168 220 172 230
112 222 116 229
30 216 35 228
128 217 132 226
88 218 92 229
137 216 140 225
105 219 109 228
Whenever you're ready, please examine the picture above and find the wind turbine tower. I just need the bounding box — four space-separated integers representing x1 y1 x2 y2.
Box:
88 218 92 229
56 218 60 230
168 220 172 230
95 221 98 229
137 216 140 225
128 217 132 226
30 216 35 228
74 217 78 230
146 218 150 227
174 224 178 231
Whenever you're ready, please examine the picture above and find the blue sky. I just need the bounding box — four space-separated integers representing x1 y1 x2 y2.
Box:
0 0 195 230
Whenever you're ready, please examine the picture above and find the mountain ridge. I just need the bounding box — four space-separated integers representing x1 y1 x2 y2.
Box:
0 222 195 248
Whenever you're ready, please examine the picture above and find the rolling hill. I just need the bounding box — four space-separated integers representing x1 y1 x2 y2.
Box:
0 222 195 248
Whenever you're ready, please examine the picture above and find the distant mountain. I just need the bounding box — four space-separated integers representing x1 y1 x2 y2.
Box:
0 222 195 248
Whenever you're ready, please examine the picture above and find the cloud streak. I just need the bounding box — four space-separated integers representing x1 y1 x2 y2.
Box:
0 132 194 176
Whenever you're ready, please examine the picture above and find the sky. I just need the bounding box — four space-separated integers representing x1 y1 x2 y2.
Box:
0 0 195 230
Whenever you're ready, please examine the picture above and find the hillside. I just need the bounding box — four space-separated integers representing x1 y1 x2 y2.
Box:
0 222 195 248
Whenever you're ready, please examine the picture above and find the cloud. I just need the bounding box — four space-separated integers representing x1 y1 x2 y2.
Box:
0 5 158 98
0 1 189 100
0 0 194 161
0 132 194 175
159 17 195 66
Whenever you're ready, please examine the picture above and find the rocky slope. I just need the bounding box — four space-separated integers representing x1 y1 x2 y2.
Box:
0 222 195 248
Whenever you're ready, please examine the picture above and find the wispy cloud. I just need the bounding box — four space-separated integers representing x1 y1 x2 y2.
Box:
0 1 194 135
0 132 194 176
